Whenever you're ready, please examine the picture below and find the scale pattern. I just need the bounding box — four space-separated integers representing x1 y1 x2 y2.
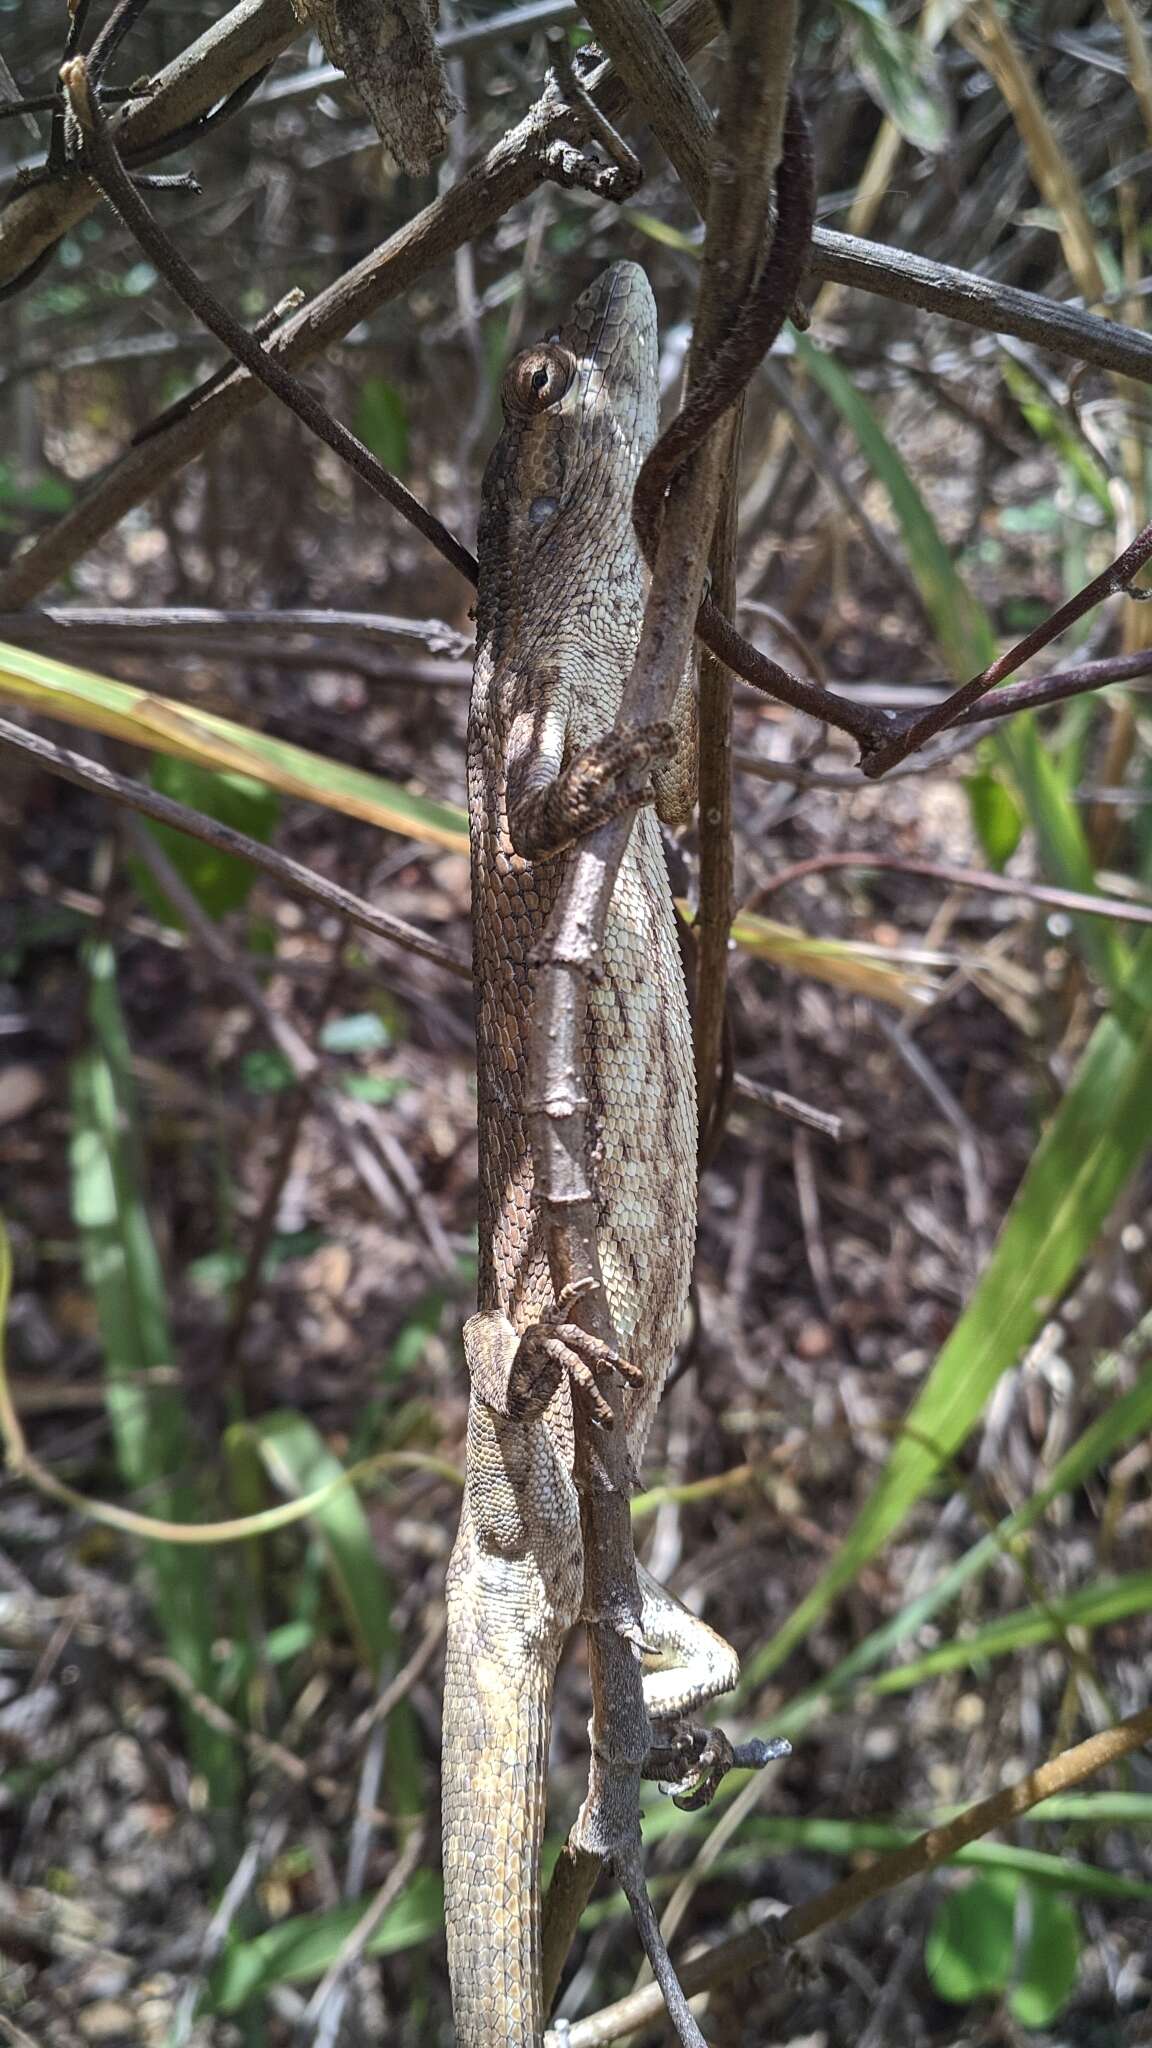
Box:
443 263 697 2048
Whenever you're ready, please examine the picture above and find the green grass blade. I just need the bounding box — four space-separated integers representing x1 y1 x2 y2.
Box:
206 1871 443 2012
871 1572 1152 1692
632 1805 1152 1903
0 639 468 852
244 1410 396 1677
769 1320 1152 1734
792 332 995 673
745 932 1152 1687
70 941 237 1803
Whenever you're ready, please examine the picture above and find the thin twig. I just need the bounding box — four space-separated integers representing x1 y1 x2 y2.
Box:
0 716 469 978
130 287 306 443
0 604 471 658
555 1702 1152 2046
864 520 1152 770
748 849 1152 928
732 1074 843 1140
122 813 454 1264
60 56 478 588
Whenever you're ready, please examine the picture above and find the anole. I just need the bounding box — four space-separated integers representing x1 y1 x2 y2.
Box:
442 261 743 2048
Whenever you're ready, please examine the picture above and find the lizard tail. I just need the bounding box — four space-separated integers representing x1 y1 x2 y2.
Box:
442 1596 560 2047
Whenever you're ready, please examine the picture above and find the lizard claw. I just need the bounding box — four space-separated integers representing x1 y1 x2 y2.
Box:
646 1725 791 1810
507 1317 642 1429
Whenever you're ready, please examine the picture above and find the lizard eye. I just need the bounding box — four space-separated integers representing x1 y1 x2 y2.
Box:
503 345 576 418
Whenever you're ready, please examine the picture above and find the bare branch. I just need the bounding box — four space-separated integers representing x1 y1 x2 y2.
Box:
59 56 478 587
0 714 469 979
0 0 303 292
750 850 1152 929
0 0 720 611
864 519 1152 771
0 605 471 657
555 1702 1152 2047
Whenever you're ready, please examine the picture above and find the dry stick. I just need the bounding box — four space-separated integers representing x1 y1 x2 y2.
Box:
861 646 1152 736
738 644 1152 793
534 11 796 2037
0 605 471 656
7 9 1152 625
748 849 1152 928
12 614 1152 729
557 1702 1152 2048
0 716 469 979
122 813 454 1265
0 0 720 612
0 0 305 289
59 57 477 589
865 517 1152 772
4 0 1152 381
563 3 1152 764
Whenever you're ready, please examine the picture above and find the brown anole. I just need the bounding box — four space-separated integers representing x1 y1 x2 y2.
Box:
442 262 747 2048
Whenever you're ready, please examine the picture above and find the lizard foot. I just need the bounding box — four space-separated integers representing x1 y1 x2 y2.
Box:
646 1724 791 1811
509 720 676 858
508 1294 643 1429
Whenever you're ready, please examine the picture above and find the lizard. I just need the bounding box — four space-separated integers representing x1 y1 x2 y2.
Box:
441 260 742 2048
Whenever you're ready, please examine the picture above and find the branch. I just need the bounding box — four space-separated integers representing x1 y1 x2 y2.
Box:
0 714 468 978
555 1702 1152 2047
59 57 477 588
0 0 303 292
749 850 1152 929
807 226 1152 385
0 605 471 656
534 3 798 2029
0 0 720 611
863 518 1152 772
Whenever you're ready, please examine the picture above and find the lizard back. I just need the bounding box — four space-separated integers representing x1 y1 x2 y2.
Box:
469 260 696 1453
444 262 697 2048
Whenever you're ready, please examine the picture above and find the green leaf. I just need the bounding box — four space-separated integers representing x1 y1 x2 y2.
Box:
1010 1890 1080 2028
340 1073 406 1103
244 1411 396 1675
926 1871 1018 2003
355 376 409 475
964 762 1024 871
835 0 950 151
0 640 468 853
871 1571 1152 1692
241 1048 296 1096
132 759 280 921
745 933 1152 1686
206 1871 442 2011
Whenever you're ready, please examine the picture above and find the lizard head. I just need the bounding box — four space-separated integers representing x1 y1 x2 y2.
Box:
476 262 659 615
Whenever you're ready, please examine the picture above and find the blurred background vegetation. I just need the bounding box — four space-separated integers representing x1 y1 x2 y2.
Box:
2 1 1152 2043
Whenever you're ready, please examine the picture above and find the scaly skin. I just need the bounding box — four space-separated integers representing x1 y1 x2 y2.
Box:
443 263 711 2048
